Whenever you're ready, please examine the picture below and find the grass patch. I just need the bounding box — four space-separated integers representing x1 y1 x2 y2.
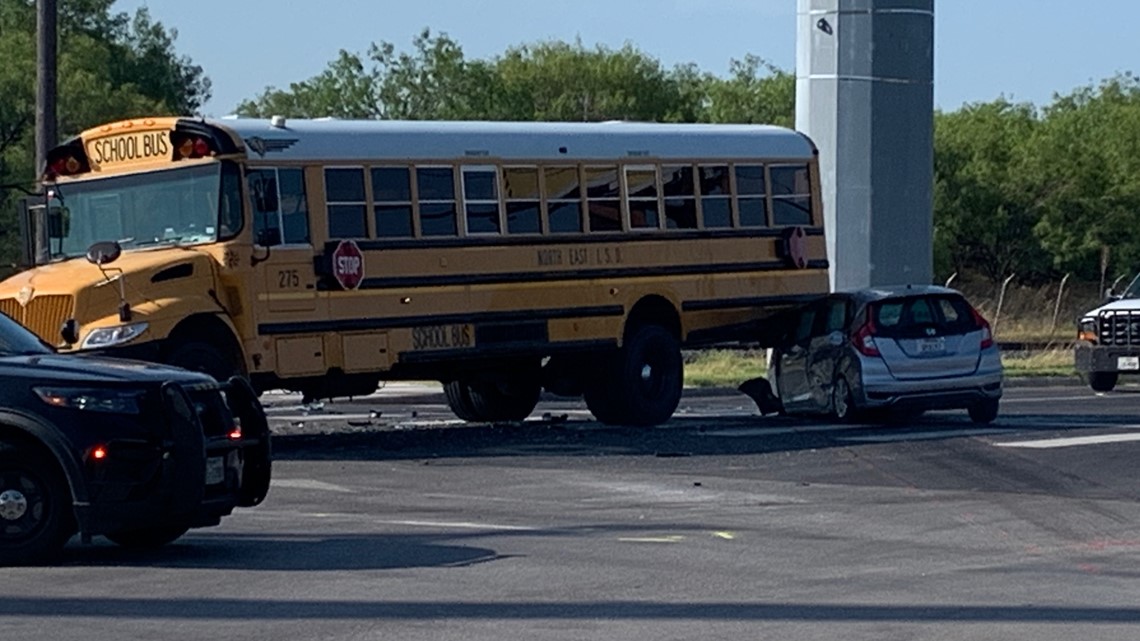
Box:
683 347 1076 388
683 349 766 388
1001 349 1075 377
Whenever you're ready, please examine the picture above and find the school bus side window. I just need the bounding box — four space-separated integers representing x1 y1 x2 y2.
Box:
371 166 413 238
544 165 582 234
699 165 732 228
771 164 813 226
735 164 767 227
662 164 697 230
585 165 621 232
502 166 541 234
417 166 458 237
249 167 310 246
325 167 367 239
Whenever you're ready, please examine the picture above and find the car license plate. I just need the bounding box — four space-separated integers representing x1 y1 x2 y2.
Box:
205 456 225 485
917 337 945 354
1118 356 1140 371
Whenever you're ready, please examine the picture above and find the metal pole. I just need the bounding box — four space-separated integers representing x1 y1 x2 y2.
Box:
34 0 57 265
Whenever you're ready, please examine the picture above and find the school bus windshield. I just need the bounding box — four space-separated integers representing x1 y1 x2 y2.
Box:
46 162 241 260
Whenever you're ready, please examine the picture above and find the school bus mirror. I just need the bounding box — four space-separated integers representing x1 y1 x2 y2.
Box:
85 240 123 266
46 205 69 239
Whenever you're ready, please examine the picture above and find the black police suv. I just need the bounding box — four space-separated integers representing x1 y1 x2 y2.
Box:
0 311 270 565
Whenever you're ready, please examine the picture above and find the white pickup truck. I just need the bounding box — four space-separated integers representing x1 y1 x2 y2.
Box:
1074 281 1140 391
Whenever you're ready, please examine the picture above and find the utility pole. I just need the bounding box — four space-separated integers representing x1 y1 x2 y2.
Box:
34 0 57 264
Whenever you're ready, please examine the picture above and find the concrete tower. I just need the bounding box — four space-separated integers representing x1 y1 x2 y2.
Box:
796 0 935 290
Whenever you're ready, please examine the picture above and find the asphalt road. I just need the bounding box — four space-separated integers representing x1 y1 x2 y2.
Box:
4 380 1140 640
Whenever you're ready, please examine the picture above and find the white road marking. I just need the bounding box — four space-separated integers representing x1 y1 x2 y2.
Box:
837 428 1017 443
272 478 356 493
994 432 1140 449
249 510 538 531
999 395 1108 404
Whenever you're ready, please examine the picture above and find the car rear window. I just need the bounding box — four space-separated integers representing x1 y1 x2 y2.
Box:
871 295 978 339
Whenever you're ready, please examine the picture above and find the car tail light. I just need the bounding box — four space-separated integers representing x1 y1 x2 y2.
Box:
851 308 880 357
971 306 994 349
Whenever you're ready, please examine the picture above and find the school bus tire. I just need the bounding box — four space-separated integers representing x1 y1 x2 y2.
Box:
0 440 75 566
166 340 241 382
445 375 541 423
443 380 482 422
587 324 683 427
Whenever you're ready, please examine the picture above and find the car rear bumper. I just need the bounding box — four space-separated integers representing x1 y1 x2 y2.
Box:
858 373 1003 411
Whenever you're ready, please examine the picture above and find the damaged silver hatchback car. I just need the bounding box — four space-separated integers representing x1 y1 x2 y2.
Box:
741 286 1003 423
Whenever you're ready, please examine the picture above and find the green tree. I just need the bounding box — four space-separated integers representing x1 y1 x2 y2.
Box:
1031 74 1140 280
932 99 1052 283
236 30 796 126
0 0 209 267
702 54 795 127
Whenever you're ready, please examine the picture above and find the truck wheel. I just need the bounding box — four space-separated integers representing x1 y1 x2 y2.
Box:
105 525 190 549
168 340 241 382
1088 372 1118 392
0 442 74 566
589 325 683 427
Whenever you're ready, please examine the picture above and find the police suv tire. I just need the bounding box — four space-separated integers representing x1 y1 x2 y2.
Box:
968 398 1000 424
105 524 190 549
0 441 75 566
167 340 239 382
1088 372 1118 393
592 325 683 427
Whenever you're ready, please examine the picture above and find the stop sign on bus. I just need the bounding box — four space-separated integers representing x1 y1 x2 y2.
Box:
332 240 365 290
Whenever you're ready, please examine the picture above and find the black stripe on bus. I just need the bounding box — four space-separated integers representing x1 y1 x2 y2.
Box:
681 293 828 312
341 259 829 291
257 304 624 336
327 226 825 252
397 338 619 364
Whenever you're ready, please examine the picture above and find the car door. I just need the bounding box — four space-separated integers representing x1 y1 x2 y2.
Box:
776 304 818 411
803 296 851 412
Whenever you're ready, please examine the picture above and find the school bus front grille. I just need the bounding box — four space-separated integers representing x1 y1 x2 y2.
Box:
0 295 75 343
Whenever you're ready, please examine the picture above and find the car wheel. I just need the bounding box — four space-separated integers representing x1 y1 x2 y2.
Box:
968 398 1000 424
1088 372 1118 393
0 442 75 566
831 376 857 422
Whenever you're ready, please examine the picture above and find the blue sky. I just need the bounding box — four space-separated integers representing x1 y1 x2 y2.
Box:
112 0 1139 117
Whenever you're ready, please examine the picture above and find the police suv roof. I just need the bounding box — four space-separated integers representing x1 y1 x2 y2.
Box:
212 117 817 163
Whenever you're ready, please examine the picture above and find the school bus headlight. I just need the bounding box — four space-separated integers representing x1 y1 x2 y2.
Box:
81 322 149 349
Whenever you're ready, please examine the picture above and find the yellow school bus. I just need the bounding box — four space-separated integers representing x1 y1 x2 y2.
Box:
1 116 828 426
